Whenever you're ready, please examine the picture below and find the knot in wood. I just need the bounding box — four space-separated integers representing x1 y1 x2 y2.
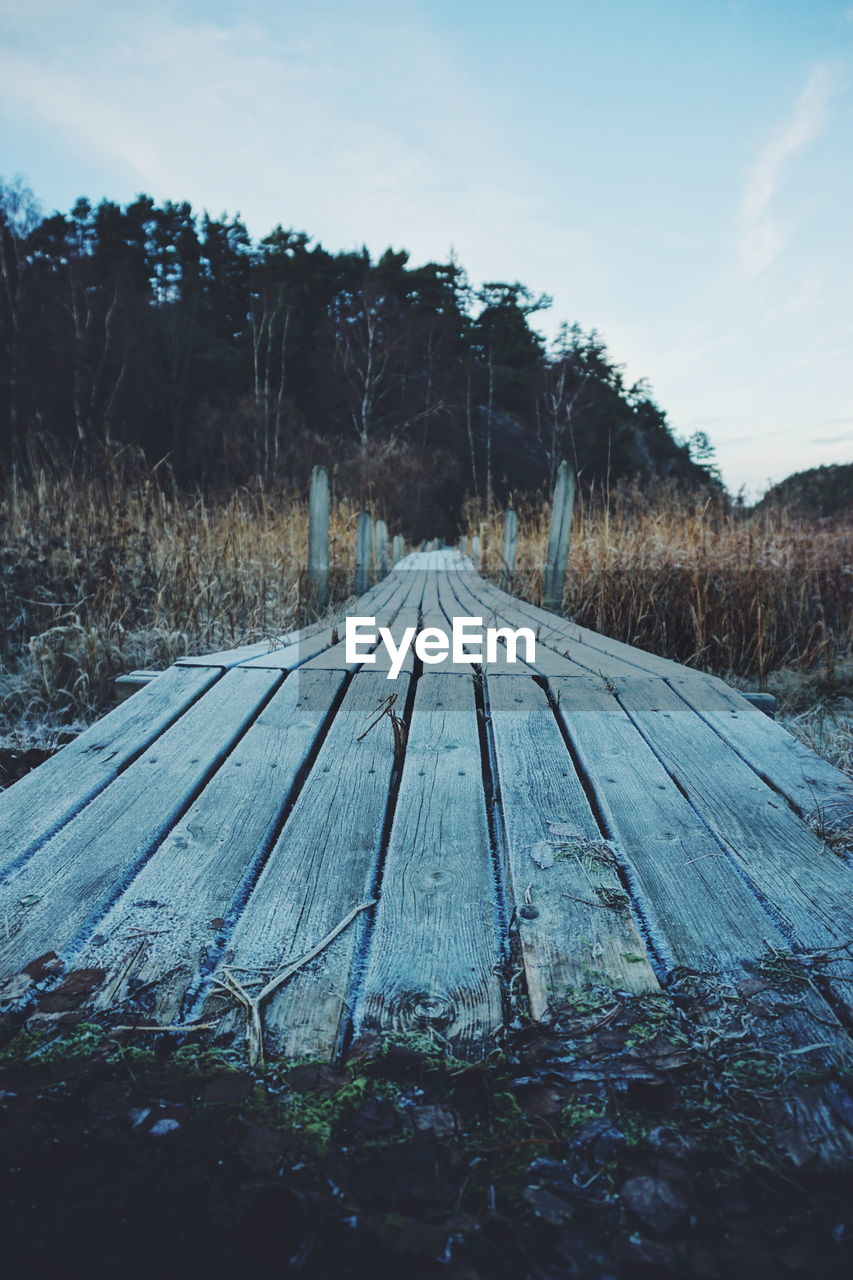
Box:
403 992 456 1030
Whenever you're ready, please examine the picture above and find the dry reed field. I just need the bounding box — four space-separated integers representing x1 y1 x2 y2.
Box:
0 455 360 736
1 461 851 775
466 487 853 779
467 485 853 680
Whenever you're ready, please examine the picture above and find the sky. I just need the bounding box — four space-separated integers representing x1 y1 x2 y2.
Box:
1 0 851 497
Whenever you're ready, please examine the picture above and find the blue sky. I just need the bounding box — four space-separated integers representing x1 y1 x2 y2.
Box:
1 0 851 495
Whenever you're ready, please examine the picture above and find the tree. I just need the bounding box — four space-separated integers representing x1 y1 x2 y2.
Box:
0 176 40 454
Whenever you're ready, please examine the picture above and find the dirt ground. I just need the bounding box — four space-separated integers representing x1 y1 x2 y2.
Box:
1 984 852 1280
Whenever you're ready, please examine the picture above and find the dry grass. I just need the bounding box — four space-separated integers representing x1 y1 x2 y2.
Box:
466 483 853 682
2 465 851 776
0 454 365 734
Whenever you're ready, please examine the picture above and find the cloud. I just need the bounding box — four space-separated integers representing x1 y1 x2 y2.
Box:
737 63 835 278
0 7 551 275
811 430 852 445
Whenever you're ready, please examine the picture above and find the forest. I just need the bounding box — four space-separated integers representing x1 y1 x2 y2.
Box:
0 178 716 536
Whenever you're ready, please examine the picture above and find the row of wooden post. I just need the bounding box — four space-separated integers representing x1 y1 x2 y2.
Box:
307 459 576 613
307 466 407 611
455 462 575 610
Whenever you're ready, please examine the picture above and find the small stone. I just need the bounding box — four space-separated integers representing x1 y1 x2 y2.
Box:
522 1185 575 1226
621 1172 689 1234
574 1117 626 1163
284 1062 347 1095
405 1102 460 1139
149 1117 181 1136
646 1125 697 1161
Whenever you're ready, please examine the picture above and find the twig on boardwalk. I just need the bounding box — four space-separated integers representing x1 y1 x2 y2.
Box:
211 899 376 1065
111 1022 219 1033
357 695 407 763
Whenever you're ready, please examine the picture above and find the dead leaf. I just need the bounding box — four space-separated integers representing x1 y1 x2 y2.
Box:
529 840 555 869
38 967 105 1012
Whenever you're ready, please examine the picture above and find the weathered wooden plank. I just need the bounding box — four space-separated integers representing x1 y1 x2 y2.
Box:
500 507 518 589
487 676 659 1016
0 664 220 879
441 568 583 677
433 569 531 675
410 572 515 674
369 578 425 677
549 673 853 1164
203 669 410 1060
473 564 689 677
669 675 853 828
68 668 348 1024
459 567 661 677
176 615 329 668
308 463 331 609
177 640 284 668
543 461 575 611
178 562 402 669
299 569 423 673
0 668 281 981
616 676 853 1014
356 673 504 1056
237 573 404 671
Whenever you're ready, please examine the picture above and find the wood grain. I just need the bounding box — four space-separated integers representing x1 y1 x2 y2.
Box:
202 669 411 1060
487 675 659 1014
357 672 504 1056
69 668 347 1024
0 664 220 879
459 565 669 678
616 675 853 1016
0 668 280 980
550 672 853 1164
668 674 853 828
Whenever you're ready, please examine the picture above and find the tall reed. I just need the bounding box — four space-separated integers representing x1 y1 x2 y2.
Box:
465 483 852 681
1 455 361 724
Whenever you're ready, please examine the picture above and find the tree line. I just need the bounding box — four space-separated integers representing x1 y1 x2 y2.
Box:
0 177 717 536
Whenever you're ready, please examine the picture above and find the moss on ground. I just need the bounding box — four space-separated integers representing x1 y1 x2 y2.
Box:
1 988 852 1278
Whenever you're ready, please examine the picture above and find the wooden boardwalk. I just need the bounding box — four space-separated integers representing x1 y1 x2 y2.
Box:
2 549 853 1157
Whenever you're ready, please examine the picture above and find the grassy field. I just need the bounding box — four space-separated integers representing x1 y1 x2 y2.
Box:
465 486 853 778
1 461 851 776
0 457 361 739
466 484 852 680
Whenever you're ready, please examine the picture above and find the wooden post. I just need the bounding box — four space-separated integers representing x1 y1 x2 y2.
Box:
542 461 575 612
355 511 373 595
307 465 330 611
392 533 404 564
501 507 518 589
471 534 481 566
459 535 469 557
375 519 389 576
